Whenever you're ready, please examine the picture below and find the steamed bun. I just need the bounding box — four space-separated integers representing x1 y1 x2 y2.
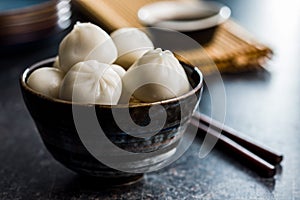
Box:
111 64 126 78
59 60 122 105
111 28 154 69
53 56 60 68
122 48 190 102
27 67 64 98
59 22 117 72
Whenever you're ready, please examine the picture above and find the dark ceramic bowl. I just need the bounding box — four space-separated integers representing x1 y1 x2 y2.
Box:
20 57 203 184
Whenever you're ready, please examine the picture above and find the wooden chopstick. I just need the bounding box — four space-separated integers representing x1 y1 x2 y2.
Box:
193 112 283 165
190 114 282 177
190 119 276 177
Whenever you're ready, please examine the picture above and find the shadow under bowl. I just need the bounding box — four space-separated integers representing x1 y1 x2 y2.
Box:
20 57 203 185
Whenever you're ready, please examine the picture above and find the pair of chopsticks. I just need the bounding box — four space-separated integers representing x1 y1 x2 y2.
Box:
190 112 283 178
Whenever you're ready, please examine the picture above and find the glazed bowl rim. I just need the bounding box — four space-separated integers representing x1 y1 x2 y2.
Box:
20 57 203 108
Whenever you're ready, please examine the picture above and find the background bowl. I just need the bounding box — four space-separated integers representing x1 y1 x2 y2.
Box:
138 1 231 44
20 57 203 184
0 0 71 46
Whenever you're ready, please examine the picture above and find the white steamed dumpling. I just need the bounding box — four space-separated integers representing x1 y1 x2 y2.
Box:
53 56 60 68
122 48 190 102
27 67 64 98
111 28 154 69
111 64 126 78
59 22 118 72
59 60 122 105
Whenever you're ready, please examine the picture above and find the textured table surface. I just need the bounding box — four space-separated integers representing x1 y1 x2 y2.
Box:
1 0 300 199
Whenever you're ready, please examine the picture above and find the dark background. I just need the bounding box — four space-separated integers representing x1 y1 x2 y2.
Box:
1 0 300 199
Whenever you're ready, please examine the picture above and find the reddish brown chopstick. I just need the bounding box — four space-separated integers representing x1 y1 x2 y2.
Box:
190 118 276 177
193 112 283 165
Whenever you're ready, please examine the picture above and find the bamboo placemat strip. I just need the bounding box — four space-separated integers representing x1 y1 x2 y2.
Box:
75 0 273 74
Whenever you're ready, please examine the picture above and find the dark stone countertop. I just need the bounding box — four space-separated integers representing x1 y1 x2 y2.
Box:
1 0 300 199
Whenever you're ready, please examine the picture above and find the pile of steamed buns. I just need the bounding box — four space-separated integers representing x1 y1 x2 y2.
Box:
27 22 190 104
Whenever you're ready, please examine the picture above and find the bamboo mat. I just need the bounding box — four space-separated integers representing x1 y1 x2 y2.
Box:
74 0 273 74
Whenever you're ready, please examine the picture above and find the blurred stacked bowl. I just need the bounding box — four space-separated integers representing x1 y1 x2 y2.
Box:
0 0 71 46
